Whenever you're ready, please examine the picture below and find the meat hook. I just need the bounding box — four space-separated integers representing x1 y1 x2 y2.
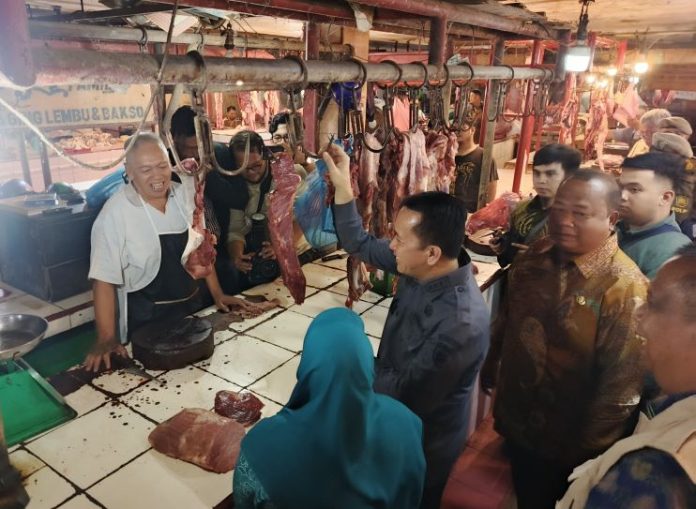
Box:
283 55 319 160
362 59 402 153
452 61 476 130
408 61 429 133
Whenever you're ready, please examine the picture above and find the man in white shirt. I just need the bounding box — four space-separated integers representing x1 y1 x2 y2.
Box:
85 133 250 372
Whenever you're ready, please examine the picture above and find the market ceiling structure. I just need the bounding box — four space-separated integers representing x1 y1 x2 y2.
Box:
5 0 693 90
23 0 696 45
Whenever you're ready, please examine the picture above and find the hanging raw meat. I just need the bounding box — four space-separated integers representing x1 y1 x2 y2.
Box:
214 391 264 427
345 140 373 308
613 84 640 127
373 133 404 238
268 153 306 304
408 129 431 194
584 91 609 171
148 408 245 473
181 159 217 280
558 95 579 146
392 133 412 219
426 131 458 193
358 133 380 230
504 81 525 116
238 92 257 131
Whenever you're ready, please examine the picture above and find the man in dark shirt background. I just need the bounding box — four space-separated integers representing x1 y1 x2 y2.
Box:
450 122 498 213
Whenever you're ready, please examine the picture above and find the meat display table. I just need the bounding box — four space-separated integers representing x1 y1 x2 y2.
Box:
7 252 504 509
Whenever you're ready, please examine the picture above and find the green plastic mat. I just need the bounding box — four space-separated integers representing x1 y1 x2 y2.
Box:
0 360 76 446
370 271 397 297
23 324 96 378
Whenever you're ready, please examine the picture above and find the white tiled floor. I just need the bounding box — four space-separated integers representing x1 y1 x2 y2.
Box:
88 450 231 509
245 310 314 353
10 256 507 508
290 290 374 318
196 335 296 388
121 367 238 424
247 355 301 405
9 449 45 480
242 278 319 308
56 495 102 509
360 305 390 338
301 263 346 289
26 403 154 489
23 466 76 509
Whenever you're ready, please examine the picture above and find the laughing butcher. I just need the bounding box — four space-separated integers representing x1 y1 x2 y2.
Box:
323 143 490 509
84 133 251 372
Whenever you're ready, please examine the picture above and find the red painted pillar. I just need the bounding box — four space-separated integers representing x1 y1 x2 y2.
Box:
512 40 544 193
303 21 320 153
0 0 35 86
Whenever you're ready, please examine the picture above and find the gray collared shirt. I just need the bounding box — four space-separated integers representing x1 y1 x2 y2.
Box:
334 201 490 480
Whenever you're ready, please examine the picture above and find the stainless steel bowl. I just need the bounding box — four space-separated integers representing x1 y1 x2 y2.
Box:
0 314 48 360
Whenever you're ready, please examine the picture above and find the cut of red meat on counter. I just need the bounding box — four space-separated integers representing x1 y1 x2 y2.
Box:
184 171 218 280
148 408 245 473
268 153 306 304
214 391 264 427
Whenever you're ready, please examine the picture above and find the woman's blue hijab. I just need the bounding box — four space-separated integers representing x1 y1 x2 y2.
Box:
240 308 425 509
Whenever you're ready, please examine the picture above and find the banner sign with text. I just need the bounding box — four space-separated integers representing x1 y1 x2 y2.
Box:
0 84 153 129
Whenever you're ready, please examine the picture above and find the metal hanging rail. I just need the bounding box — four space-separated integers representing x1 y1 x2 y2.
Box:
0 49 552 90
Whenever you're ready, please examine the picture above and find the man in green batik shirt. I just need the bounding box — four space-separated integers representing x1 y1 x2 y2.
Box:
491 143 581 267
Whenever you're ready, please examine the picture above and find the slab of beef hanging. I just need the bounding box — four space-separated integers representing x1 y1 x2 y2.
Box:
214 390 264 427
391 132 412 221
345 140 373 308
268 153 306 304
426 131 458 193
375 132 406 237
148 408 245 473
180 158 217 280
358 133 380 231
407 129 431 194
584 92 609 171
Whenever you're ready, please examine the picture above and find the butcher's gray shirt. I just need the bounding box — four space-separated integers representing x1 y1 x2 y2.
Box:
334 200 490 481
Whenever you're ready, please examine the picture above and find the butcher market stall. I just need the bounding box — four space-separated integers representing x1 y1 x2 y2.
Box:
6 251 504 509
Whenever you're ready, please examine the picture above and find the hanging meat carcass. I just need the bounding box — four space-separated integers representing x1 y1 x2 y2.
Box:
558 95 579 146
179 158 217 280
426 131 458 193
268 153 306 304
584 91 609 171
345 139 374 308
237 92 257 131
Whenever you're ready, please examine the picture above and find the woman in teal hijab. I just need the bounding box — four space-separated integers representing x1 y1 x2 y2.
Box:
233 307 426 509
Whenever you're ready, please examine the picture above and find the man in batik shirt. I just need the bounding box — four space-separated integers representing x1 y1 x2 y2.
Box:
481 170 648 509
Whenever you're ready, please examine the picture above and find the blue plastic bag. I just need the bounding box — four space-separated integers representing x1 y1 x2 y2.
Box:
294 158 338 250
85 167 126 209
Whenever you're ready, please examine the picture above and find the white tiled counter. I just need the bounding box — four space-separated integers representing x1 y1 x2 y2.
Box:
9 254 504 509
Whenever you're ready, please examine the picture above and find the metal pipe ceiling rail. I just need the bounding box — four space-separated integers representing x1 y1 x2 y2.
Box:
0 49 552 90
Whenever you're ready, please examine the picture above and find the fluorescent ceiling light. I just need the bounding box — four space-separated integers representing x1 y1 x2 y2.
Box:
565 45 592 73
634 61 649 74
